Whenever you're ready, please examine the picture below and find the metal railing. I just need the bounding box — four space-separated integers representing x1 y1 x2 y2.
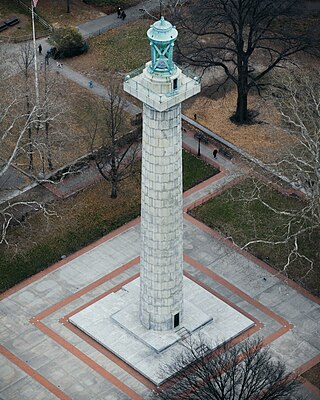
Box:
124 66 145 81
125 63 201 83
126 79 200 104
180 66 201 83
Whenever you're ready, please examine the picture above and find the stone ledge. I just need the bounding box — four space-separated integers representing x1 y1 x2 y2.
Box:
69 271 255 385
112 290 212 353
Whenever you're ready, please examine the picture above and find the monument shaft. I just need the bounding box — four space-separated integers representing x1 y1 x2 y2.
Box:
124 16 200 330
140 103 183 330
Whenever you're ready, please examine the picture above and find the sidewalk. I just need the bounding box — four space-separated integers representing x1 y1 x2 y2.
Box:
78 0 165 39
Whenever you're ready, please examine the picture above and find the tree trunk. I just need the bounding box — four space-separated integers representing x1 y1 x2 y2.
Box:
234 88 248 124
234 61 249 124
111 180 117 198
45 120 53 170
26 96 34 172
234 49 249 124
28 124 33 172
110 154 118 198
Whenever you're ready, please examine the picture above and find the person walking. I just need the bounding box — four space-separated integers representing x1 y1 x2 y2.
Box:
45 51 50 65
213 149 218 159
121 10 126 20
38 44 42 54
117 7 121 18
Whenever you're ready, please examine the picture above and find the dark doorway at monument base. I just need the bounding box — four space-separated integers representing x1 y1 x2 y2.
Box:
174 313 180 328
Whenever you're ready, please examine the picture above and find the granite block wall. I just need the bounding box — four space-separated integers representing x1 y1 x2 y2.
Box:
140 103 183 331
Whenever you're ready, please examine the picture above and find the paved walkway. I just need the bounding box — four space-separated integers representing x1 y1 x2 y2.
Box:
78 0 165 39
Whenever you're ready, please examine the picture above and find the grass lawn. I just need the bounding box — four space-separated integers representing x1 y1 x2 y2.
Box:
90 20 150 72
0 178 141 293
190 179 320 296
0 151 219 293
0 0 24 16
183 150 219 191
34 0 106 27
64 19 151 84
0 0 46 39
302 363 320 390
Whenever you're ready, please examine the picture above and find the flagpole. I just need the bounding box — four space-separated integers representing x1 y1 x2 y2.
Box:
31 0 40 109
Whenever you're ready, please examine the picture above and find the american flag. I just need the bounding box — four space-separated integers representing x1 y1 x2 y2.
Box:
32 0 39 7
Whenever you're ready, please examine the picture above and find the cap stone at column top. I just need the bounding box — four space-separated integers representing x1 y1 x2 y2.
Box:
124 63 201 112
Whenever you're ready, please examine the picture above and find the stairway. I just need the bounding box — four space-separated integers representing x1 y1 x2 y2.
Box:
176 326 190 341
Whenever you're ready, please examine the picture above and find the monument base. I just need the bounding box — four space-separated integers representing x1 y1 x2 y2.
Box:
69 276 254 385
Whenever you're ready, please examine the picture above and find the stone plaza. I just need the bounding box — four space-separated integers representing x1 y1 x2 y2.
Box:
1 154 320 398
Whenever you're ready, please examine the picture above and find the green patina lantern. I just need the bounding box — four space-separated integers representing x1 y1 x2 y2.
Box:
147 16 178 75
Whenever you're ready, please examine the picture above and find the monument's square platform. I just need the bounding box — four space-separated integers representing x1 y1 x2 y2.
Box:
69 269 255 385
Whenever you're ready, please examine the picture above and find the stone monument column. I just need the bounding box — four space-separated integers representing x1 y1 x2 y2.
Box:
124 17 200 331
70 16 254 386
140 102 183 330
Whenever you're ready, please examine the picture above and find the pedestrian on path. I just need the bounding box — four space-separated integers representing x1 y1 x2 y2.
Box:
117 7 121 18
89 80 93 88
213 149 218 158
45 52 50 65
121 10 126 20
38 44 42 54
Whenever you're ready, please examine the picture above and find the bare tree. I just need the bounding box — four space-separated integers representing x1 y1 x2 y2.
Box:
89 81 141 199
0 44 62 245
271 69 319 210
1 43 63 178
17 42 36 171
153 336 302 400
170 0 314 124
237 70 320 275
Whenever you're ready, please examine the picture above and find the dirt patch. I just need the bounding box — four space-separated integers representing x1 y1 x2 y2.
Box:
63 19 151 81
183 90 297 163
302 363 320 390
0 3 47 41
35 0 106 28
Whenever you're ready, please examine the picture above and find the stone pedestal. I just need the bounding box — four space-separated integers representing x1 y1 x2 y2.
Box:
69 273 255 385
